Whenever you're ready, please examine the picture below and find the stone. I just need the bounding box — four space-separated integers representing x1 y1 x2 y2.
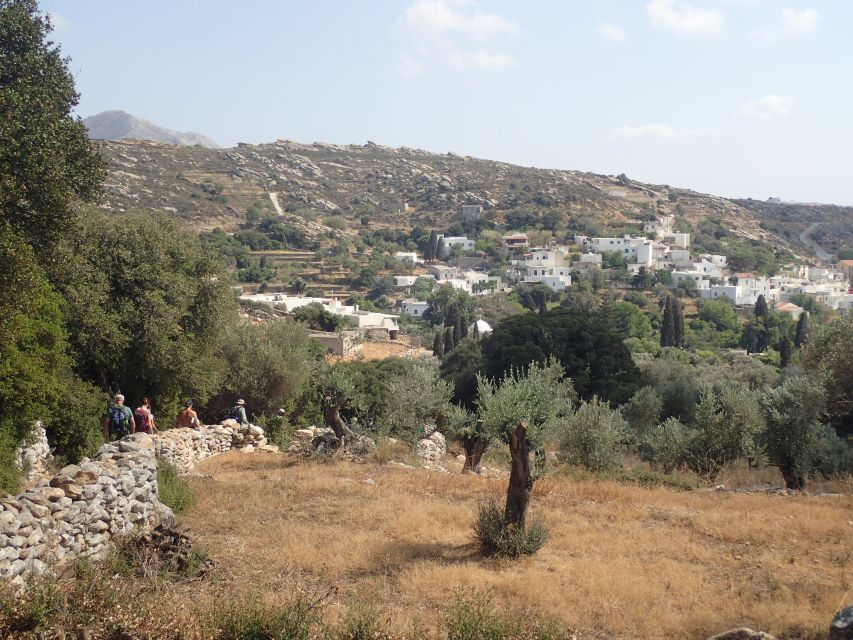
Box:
62 484 84 500
74 470 99 485
44 488 66 502
416 431 446 462
830 605 853 640
707 629 778 640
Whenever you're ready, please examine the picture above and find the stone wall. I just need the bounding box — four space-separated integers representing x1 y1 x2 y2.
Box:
0 421 268 587
16 423 52 483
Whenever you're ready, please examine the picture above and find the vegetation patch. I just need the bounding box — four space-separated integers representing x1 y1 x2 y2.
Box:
157 461 196 515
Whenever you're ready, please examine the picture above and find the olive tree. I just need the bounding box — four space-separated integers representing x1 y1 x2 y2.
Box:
385 359 452 441
560 396 625 472
477 360 573 529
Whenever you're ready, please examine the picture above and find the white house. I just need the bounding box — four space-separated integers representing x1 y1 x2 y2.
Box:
394 275 418 288
672 270 711 290
700 273 773 305
437 235 475 258
643 215 675 238
239 294 400 332
401 299 429 317
394 251 420 264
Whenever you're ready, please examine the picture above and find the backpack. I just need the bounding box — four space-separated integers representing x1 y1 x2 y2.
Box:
134 408 150 433
229 406 242 422
109 406 129 437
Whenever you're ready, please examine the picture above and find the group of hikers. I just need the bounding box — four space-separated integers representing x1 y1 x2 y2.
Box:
101 394 249 442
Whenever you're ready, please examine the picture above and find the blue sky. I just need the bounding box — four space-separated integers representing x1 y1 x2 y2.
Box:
41 1 853 205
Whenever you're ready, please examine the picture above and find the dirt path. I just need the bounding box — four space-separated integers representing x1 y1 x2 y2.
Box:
800 221 833 261
268 190 283 216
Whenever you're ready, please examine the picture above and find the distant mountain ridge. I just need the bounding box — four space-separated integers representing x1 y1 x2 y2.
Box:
84 110 219 148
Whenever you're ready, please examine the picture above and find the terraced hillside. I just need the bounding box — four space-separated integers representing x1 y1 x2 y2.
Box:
94 138 852 259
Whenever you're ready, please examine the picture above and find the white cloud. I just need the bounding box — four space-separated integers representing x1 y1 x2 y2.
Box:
737 94 795 119
597 23 629 44
47 11 71 32
646 0 724 36
755 7 818 42
614 124 680 139
396 0 520 75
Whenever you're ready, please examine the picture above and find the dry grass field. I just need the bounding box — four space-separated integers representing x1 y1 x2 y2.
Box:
181 451 853 640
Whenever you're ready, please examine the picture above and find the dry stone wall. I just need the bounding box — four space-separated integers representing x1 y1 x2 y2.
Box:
0 421 268 587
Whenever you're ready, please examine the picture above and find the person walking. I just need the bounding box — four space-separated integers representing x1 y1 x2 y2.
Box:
103 393 133 442
176 400 200 430
133 397 158 434
230 399 248 427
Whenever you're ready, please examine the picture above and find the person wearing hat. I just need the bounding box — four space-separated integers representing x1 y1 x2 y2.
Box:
103 393 133 442
175 400 200 430
229 399 248 427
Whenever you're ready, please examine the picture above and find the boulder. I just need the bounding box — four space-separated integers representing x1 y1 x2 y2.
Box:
830 605 853 640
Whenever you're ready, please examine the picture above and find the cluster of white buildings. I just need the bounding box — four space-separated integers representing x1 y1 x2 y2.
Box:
240 293 400 333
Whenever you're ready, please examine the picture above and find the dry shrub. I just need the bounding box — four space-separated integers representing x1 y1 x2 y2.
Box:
473 501 548 557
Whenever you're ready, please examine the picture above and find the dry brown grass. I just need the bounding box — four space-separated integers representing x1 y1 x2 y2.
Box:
181 452 852 639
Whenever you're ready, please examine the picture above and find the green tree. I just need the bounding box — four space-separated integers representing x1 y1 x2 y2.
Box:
0 0 106 261
385 360 452 440
660 296 676 347
0 224 70 490
672 296 684 348
293 302 350 332
211 319 320 421
55 211 238 421
760 376 848 489
440 337 486 411
641 417 690 473
778 334 793 368
621 386 663 438
607 301 652 339
754 295 769 319
477 361 574 529
559 396 624 472
794 311 810 348
698 299 739 333
801 314 853 437
444 325 456 351
432 330 445 357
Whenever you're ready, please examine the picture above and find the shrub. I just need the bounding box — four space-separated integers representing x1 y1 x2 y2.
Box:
44 374 106 465
473 501 548 557
445 589 515 640
641 417 690 473
559 397 624 472
157 462 195 515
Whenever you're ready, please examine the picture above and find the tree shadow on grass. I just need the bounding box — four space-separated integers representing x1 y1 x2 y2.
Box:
366 540 486 575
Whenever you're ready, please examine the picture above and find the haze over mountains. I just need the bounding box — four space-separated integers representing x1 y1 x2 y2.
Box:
84 110 219 148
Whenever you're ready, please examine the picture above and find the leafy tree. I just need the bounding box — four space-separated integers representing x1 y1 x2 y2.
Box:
794 311 810 348
444 325 456 351
44 374 107 466
0 0 105 262
698 299 739 333
760 376 848 489
424 286 475 330
385 360 452 441
631 266 653 290
210 319 321 421
293 303 350 332
477 361 573 529
0 224 69 490
440 337 486 411
660 296 676 347
602 251 628 271
411 276 436 299
621 386 663 438
641 417 690 473
778 334 793 368
55 211 238 421
801 314 853 437
559 397 624 472
483 307 640 404
607 301 652 339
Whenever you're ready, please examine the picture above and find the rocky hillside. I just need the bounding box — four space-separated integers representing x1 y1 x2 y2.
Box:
92 138 851 258
85 110 219 148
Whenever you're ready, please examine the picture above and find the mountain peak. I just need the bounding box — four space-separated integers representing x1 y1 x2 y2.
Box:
83 110 219 148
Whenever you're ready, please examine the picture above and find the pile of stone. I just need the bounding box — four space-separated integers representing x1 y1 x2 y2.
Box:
15 422 51 483
0 434 169 588
416 430 446 462
154 421 269 473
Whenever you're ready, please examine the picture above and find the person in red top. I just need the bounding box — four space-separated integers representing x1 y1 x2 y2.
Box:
175 400 200 430
133 397 158 434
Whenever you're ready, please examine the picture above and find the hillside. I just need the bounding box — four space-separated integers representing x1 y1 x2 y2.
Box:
85 110 220 148
92 138 852 259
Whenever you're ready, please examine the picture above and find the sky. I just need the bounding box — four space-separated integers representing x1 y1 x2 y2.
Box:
40 0 853 205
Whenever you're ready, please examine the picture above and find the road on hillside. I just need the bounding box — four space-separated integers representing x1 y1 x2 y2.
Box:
799 222 833 262
268 191 283 216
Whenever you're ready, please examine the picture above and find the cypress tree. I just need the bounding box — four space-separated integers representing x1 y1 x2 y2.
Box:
779 333 792 368
673 296 684 348
425 230 438 261
444 325 456 351
473 320 481 340
754 295 769 319
432 330 444 357
795 311 810 348
660 295 675 347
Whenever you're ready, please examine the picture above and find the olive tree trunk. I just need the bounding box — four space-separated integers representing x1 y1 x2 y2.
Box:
504 420 533 528
322 399 349 440
461 420 489 474
779 462 806 491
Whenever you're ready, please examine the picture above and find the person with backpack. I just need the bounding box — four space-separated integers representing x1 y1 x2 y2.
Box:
230 399 248 427
102 393 134 442
176 400 200 430
133 397 159 434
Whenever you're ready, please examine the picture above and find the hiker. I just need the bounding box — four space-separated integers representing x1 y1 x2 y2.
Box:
176 400 200 430
133 397 158 434
103 393 133 442
230 399 248 427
